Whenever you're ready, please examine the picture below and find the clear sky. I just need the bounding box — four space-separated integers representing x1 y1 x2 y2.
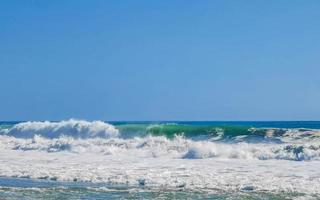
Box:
1 1 320 121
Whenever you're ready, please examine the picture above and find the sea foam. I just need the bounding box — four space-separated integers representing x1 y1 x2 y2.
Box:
0 119 119 139
1 120 320 196
0 133 320 161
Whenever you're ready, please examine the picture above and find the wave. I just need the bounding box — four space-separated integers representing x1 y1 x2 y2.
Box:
1 120 320 143
1 120 320 195
0 119 119 139
1 120 320 161
0 133 320 161
117 124 320 142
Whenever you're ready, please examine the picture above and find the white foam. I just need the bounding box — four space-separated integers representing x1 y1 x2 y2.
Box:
0 119 119 139
0 146 319 195
1 121 320 195
1 133 320 161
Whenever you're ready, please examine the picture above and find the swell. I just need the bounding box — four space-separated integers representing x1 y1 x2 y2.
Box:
117 124 320 142
117 124 277 138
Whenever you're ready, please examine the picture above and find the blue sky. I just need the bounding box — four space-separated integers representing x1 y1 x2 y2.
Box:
1 1 320 121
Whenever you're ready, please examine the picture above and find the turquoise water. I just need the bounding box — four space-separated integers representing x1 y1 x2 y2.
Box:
0 120 320 199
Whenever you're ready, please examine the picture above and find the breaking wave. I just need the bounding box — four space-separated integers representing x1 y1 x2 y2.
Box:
1 120 320 161
2 120 320 142
1 120 320 195
0 134 320 161
0 119 119 139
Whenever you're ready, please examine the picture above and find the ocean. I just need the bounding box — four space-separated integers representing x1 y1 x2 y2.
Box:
0 120 320 199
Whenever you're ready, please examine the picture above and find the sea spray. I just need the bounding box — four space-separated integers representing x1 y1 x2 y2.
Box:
1 120 320 196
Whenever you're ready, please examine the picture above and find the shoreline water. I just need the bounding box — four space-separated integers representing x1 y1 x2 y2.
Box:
0 177 312 200
0 120 320 199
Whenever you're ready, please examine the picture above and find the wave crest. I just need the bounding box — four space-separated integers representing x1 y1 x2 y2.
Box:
0 119 119 139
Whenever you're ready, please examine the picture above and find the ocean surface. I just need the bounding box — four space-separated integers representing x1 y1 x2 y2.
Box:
1 120 320 199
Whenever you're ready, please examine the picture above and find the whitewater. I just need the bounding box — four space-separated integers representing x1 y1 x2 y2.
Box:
1 119 320 199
